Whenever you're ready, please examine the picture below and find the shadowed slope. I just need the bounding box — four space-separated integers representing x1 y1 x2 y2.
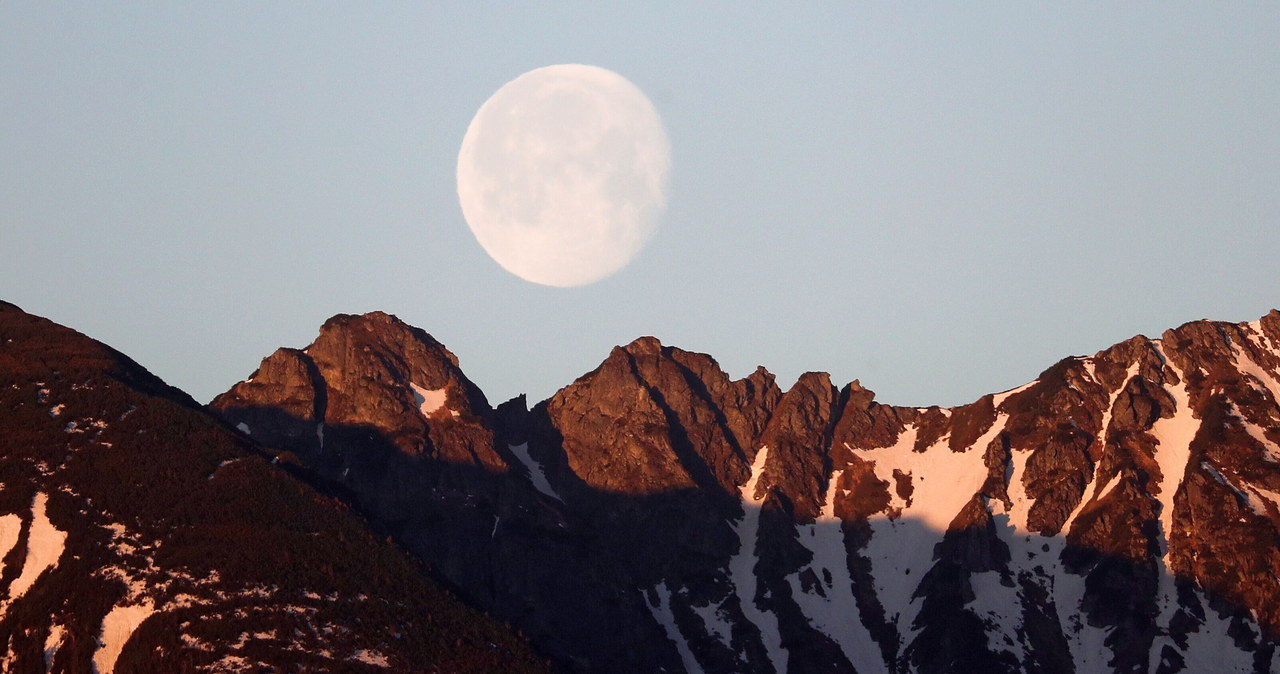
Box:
0 302 547 673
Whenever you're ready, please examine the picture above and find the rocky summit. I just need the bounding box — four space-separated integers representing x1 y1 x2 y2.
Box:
211 308 1280 674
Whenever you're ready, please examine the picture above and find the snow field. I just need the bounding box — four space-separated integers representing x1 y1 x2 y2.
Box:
858 422 991 640
785 469 886 673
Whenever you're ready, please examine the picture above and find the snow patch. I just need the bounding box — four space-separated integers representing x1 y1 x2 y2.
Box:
209 458 245 480
44 623 64 671
1234 341 1280 409
0 514 21 566
236 422 251 435
508 443 561 502
645 582 703 674
92 601 155 673
1059 359 1143 536
1247 485 1280 517
49 404 65 417
1001 447 1034 531
1229 343 1280 461
1246 319 1278 353
1200 461 1247 502
6 493 67 607
729 446 787 672
212 654 250 671
410 383 454 418
991 380 1035 408
967 570 1026 663
1147 348 1198 668
786 469 886 672
1175 589 1258 673
353 649 390 667
689 599 734 651
1241 419 1280 463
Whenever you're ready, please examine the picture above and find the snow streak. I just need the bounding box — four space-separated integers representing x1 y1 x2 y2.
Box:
5 493 66 608
645 582 703 674
508 443 562 502
729 446 787 673
1147 346 1197 667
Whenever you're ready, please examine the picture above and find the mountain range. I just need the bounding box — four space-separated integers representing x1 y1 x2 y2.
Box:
4 299 1280 673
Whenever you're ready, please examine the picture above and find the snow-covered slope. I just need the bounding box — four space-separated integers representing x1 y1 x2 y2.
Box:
625 316 1280 673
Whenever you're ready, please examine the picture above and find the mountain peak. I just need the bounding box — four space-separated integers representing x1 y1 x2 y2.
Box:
316 310 460 370
622 334 664 355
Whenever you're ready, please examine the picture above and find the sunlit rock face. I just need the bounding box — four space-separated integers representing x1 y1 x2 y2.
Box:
211 311 509 600
0 302 546 673
217 307 1280 674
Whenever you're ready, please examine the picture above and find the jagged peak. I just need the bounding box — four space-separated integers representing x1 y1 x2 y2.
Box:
786 371 835 395
317 310 442 347
611 337 777 391
310 310 460 372
319 309 404 331
622 335 664 356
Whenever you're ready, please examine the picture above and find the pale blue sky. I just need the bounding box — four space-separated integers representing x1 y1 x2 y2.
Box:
4 4 1278 408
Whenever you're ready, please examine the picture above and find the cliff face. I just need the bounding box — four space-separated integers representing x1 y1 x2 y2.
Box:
0 302 546 673
213 308 1280 674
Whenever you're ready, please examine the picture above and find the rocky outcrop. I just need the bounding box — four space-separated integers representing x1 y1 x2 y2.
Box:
541 336 779 499
213 308 1280 673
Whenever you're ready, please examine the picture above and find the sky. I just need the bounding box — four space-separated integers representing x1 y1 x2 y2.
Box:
3 4 1279 409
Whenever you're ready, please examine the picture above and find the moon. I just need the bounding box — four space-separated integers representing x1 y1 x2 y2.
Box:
456 64 671 287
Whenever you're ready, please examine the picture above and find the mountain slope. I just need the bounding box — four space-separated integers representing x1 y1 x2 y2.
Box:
0 301 546 673
213 308 1280 673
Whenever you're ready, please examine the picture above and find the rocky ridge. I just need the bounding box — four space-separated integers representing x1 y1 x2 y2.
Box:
212 309 1280 673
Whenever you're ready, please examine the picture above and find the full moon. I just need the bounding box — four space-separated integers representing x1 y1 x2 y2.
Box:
456 64 671 287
